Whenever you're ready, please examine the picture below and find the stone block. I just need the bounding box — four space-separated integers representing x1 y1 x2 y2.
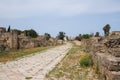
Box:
97 53 120 71
107 71 120 80
108 48 120 57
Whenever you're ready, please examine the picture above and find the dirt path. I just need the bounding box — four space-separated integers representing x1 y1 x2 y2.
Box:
0 43 72 80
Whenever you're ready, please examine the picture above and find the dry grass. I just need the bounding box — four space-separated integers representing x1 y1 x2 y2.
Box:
0 46 53 62
45 42 99 80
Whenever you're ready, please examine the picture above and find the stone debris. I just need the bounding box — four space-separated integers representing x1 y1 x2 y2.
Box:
82 31 120 80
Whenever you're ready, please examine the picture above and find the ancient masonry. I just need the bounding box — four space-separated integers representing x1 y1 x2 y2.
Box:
0 27 18 50
0 27 38 51
82 31 120 80
0 27 62 52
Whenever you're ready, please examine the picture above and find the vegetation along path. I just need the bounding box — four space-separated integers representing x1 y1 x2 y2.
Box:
45 41 99 80
0 43 72 80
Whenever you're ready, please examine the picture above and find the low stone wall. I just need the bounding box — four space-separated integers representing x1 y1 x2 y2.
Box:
82 35 120 80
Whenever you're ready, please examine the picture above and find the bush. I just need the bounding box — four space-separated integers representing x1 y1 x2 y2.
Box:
82 34 90 39
80 54 93 67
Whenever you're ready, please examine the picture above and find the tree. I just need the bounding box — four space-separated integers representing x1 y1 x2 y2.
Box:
44 33 51 40
82 34 90 39
95 32 100 37
7 25 11 32
24 30 29 36
58 32 65 40
103 24 111 36
29 29 38 38
13 29 22 35
24 29 38 38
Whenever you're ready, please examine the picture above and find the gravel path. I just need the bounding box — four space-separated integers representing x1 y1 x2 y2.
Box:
0 43 72 80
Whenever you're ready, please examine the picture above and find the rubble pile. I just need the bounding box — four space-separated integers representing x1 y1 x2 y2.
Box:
82 32 120 80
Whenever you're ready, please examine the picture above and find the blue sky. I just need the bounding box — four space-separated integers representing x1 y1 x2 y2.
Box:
0 0 120 37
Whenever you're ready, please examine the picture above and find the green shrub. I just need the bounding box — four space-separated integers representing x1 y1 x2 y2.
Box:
82 34 91 39
80 54 93 67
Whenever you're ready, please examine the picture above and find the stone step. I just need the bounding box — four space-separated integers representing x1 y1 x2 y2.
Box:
108 48 120 57
97 53 120 71
107 71 120 80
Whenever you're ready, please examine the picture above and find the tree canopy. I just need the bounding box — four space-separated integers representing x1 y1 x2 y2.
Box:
82 34 91 39
44 33 51 40
24 29 38 38
58 32 65 40
103 24 111 36
14 29 38 38
14 29 22 35
95 32 100 37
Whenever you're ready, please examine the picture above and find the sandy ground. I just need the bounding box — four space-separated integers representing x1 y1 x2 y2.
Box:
0 43 72 80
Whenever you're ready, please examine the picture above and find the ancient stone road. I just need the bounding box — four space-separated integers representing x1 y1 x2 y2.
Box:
0 43 72 80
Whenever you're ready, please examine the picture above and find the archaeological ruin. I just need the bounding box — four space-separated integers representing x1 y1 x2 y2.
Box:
0 27 64 52
82 31 120 80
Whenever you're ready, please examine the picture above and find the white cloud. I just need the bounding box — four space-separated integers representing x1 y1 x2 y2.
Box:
0 0 120 18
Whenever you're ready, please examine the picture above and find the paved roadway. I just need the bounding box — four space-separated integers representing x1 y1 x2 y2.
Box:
0 43 72 80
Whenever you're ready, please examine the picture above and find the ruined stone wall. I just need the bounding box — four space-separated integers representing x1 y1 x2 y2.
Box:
4 31 18 49
0 28 64 51
11 31 18 49
82 34 120 80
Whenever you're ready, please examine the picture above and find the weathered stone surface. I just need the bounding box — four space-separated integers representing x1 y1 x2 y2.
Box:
104 38 120 48
0 43 72 80
107 71 120 80
96 53 120 71
107 48 120 57
82 32 120 80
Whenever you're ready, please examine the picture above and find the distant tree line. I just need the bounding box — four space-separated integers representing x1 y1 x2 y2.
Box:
75 34 91 41
75 24 111 41
14 29 38 38
9 23 111 40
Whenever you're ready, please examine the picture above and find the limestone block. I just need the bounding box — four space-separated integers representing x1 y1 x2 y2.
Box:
108 48 120 57
107 71 120 80
97 53 120 71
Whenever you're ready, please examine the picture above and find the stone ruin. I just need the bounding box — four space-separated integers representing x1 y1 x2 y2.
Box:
82 31 120 80
0 27 65 52
0 27 18 52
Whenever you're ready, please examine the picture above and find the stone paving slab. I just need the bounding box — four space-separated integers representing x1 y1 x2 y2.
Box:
0 43 72 80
